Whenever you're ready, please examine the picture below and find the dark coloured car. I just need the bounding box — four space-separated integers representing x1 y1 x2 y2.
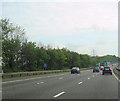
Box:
102 66 112 75
71 67 80 74
93 66 99 72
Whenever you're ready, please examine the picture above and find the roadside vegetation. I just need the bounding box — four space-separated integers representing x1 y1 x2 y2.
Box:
0 18 119 73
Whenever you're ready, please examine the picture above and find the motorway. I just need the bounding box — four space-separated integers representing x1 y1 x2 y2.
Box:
2 69 119 99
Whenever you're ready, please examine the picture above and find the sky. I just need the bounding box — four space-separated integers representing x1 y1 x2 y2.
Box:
1 0 119 56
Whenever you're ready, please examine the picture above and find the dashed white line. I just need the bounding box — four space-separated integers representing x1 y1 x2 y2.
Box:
40 82 44 84
78 82 83 85
88 78 90 80
37 82 44 84
53 92 65 98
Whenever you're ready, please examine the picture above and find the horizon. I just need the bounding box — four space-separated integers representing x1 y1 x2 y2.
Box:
1 0 118 56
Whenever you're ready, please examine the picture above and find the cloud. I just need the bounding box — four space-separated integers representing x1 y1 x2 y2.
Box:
48 42 66 49
1 0 119 3
75 41 118 56
25 2 117 36
2 2 118 56
0 3 2 18
3 2 117 36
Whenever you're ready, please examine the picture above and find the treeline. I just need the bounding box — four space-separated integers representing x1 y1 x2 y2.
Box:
94 55 119 64
0 18 119 73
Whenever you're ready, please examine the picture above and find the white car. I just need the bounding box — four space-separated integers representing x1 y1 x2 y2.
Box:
100 66 104 70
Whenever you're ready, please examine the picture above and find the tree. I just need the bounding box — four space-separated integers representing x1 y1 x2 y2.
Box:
80 54 92 68
1 18 119 73
36 47 50 70
71 52 81 68
56 49 66 70
20 41 37 71
0 18 26 72
47 49 59 70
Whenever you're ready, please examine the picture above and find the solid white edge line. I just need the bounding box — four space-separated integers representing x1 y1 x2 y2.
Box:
113 72 120 82
53 92 65 98
3 73 66 84
2 77 42 84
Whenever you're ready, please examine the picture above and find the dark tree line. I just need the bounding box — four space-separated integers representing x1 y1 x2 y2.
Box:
0 18 119 73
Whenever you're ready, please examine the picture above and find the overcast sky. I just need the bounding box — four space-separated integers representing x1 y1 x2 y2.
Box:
1 0 118 56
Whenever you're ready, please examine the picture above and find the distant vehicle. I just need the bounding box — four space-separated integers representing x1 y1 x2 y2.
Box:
100 63 105 70
102 66 112 75
93 66 99 72
100 66 104 70
71 67 80 74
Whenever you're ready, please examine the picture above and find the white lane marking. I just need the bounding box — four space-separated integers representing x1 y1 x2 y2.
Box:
48 74 65 78
113 72 120 82
59 77 63 80
3 79 28 84
78 82 83 85
3 73 67 84
80 70 90 72
37 82 44 84
3 77 42 84
92 75 95 77
88 78 90 80
53 92 65 98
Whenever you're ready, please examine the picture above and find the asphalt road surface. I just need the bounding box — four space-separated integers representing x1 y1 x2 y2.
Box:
2 69 119 99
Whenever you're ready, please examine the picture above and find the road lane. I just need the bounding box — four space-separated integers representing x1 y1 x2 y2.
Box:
2 69 118 99
58 71 118 99
3 69 93 99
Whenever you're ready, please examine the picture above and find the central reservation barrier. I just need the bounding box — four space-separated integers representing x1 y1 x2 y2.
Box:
2 67 92 79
